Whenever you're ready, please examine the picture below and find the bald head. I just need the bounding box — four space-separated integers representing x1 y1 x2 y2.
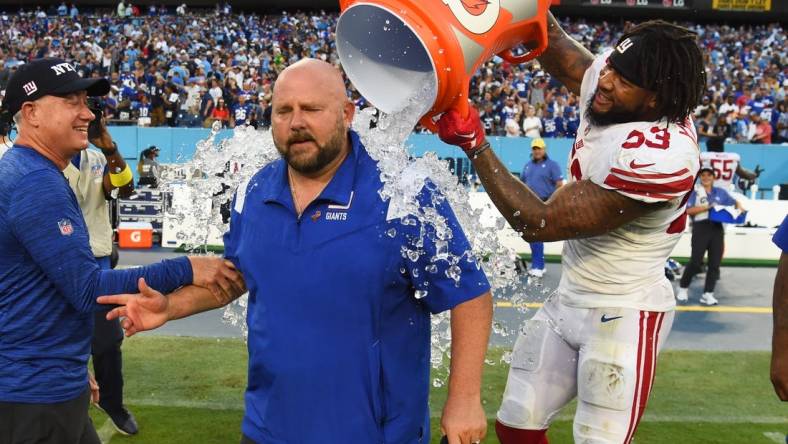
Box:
274 58 348 104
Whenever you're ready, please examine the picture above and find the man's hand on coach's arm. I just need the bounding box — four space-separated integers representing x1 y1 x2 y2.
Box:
97 258 247 337
188 257 246 305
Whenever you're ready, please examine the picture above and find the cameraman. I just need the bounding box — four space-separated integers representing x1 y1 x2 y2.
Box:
63 102 138 435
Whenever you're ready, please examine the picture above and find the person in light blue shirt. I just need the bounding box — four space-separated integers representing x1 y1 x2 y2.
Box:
100 58 493 444
518 138 563 277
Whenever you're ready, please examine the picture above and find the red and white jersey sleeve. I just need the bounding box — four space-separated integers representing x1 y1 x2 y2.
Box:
593 121 699 203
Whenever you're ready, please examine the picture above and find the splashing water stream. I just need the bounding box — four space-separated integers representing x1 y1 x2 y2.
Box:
161 82 532 370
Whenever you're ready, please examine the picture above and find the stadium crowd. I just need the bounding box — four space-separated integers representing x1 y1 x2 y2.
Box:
0 5 785 143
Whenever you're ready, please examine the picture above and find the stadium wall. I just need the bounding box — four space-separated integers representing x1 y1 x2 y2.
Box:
106 126 788 199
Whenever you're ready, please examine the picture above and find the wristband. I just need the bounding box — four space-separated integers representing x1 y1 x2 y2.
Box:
469 140 490 158
101 142 119 156
109 165 133 187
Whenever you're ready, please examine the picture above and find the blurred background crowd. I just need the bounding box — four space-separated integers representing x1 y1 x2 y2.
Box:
0 3 784 144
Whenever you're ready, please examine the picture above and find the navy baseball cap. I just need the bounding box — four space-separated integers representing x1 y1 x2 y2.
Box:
1 58 110 116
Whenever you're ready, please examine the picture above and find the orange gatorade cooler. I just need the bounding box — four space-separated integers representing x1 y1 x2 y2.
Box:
336 0 551 130
118 222 153 249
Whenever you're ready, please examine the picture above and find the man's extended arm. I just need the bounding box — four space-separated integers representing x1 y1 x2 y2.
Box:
99 275 246 337
535 12 594 96
468 148 654 242
735 164 759 181
772 252 788 401
441 292 493 444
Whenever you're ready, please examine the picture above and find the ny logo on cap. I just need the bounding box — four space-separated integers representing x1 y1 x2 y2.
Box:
22 81 37 96
616 38 634 54
50 62 76 76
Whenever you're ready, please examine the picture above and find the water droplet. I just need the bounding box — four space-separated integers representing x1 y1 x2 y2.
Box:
513 210 521 217
210 120 222 133
432 378 444 388
415 289 428 299
387 228 397 237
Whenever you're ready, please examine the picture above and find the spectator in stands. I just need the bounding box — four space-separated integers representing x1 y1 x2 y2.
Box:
521 105 541 139
528 73 547 109
676 166 744 305
212 98 230 128
750 112 773 144
163 83 180 127
518 138 563 278
199 89 215 128
706 114 730 152
563 106 579 138
776 102 788 144
541 107 564 138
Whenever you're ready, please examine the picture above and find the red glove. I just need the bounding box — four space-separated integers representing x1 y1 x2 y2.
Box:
436 107 487 156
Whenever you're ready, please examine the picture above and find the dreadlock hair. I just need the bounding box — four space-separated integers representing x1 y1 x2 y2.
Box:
618 20 706 124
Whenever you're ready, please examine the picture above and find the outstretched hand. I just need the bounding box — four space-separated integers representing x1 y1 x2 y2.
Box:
436 107 486 155
97 277 169 337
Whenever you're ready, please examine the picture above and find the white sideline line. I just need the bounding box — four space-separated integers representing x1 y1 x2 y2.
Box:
125 399 787 424
764 432 786 443
96 419 118 444
125 398 244 411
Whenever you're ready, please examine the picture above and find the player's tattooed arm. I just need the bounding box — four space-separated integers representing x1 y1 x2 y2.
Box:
536 11 594 96
470 149 655 242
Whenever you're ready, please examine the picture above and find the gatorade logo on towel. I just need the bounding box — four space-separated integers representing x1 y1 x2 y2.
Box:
443 0 500 34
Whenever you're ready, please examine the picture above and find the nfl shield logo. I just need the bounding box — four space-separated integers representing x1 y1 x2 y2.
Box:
58 218 74 236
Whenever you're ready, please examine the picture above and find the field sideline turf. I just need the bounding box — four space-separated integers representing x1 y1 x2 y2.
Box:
90 336 787 444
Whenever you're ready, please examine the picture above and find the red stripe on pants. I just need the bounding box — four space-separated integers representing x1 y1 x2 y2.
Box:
624 312 664 443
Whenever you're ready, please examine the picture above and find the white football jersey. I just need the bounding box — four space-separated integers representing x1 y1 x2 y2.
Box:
700 151 740 191
559 51 700 312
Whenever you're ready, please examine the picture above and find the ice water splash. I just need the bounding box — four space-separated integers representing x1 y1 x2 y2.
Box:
161 81 525 359
353 81 521 370
159 122 281 339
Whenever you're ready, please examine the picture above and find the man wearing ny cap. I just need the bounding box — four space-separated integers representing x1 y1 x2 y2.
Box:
0 58 244 444
437 17 706 444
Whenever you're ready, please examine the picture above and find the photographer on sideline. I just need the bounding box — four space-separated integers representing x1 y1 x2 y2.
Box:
63 102 138 435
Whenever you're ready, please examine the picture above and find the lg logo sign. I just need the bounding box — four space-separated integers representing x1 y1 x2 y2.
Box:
130 231 142 243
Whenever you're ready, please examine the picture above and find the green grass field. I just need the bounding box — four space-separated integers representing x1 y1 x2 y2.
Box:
91 336 787 444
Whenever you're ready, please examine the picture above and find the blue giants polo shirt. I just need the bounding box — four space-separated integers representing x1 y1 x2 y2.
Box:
519 156 563 201
224 131 490 444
